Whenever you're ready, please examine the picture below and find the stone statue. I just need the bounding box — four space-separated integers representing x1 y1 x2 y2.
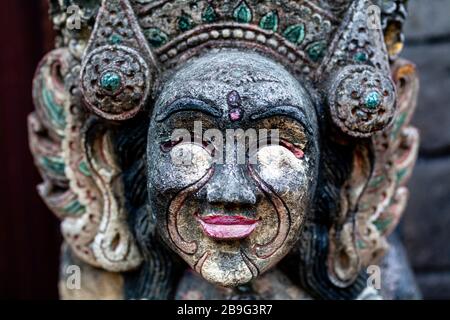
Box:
29 0 420 299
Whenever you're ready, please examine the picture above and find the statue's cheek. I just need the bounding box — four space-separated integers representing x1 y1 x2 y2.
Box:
254 145 309 199
151 143 213 193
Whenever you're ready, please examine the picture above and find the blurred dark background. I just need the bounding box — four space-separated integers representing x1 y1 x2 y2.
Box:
0 0 449 299
0 0 61 299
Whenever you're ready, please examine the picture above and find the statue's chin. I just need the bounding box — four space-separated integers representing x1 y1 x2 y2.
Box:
198 250 254 287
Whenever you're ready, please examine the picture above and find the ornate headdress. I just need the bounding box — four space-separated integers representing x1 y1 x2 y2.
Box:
30 0 418 298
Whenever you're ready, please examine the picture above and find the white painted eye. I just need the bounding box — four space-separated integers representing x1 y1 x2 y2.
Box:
255 145 306 192
170 143 212 179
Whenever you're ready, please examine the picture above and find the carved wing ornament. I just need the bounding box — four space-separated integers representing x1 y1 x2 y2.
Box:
29 0 419 298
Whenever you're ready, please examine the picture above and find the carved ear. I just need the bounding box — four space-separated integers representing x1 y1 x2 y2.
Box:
318 0 396 138
80 0 159 121
327 144 372 287
82 120 143 271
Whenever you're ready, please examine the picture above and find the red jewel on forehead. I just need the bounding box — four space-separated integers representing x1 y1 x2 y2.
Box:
227 90 243 122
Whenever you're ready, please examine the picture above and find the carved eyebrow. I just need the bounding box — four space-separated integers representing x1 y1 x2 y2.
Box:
156 97 222 122
249 105 313 135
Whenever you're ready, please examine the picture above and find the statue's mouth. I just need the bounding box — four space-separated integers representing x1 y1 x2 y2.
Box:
196 215 259 240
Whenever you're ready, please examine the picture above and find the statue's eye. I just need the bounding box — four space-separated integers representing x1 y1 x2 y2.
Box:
279 140 304 159
170 143 213 170
160 138 182 153
246 137 304 164
254 144 306 181
249 138 304 160
200 138 216 157
160 135 215 156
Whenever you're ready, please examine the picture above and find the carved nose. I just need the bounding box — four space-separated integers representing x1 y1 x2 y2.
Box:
206 164 257 205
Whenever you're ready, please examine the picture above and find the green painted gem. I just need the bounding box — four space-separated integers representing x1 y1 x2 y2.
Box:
63 200 86 215
40 156 66 176
373 217 393 233
259 11 278 32
356 239 367 250
364 91 382 109
109 34 122 45
306 41 327 62
354 51 368 62
178 14 195 32
396 167 408 183
42 87 66 132
144 28 169 48
79 161 91 177
202 5 217 23
283 24 305 45
391 112 407 139
233 1 252 23
369 175 385 188
100 72 122 92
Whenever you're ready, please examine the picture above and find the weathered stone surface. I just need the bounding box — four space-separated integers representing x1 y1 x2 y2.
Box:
402 157 450 270
401 43 450 152
27 0 428 300
415 272 450 300
404 0 450 40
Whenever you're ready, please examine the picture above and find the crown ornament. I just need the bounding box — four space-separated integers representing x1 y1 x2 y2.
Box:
317 0 397 137
76 0 401 137
80 0 159 120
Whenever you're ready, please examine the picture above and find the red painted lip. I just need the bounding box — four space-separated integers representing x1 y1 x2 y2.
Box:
196 215 259 240
200 215 259 225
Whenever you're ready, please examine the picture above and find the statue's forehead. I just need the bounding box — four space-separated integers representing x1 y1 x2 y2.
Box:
156 51 315 116
175 51 286 83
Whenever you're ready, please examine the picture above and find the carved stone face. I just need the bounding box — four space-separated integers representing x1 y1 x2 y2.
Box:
147 50 319 287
